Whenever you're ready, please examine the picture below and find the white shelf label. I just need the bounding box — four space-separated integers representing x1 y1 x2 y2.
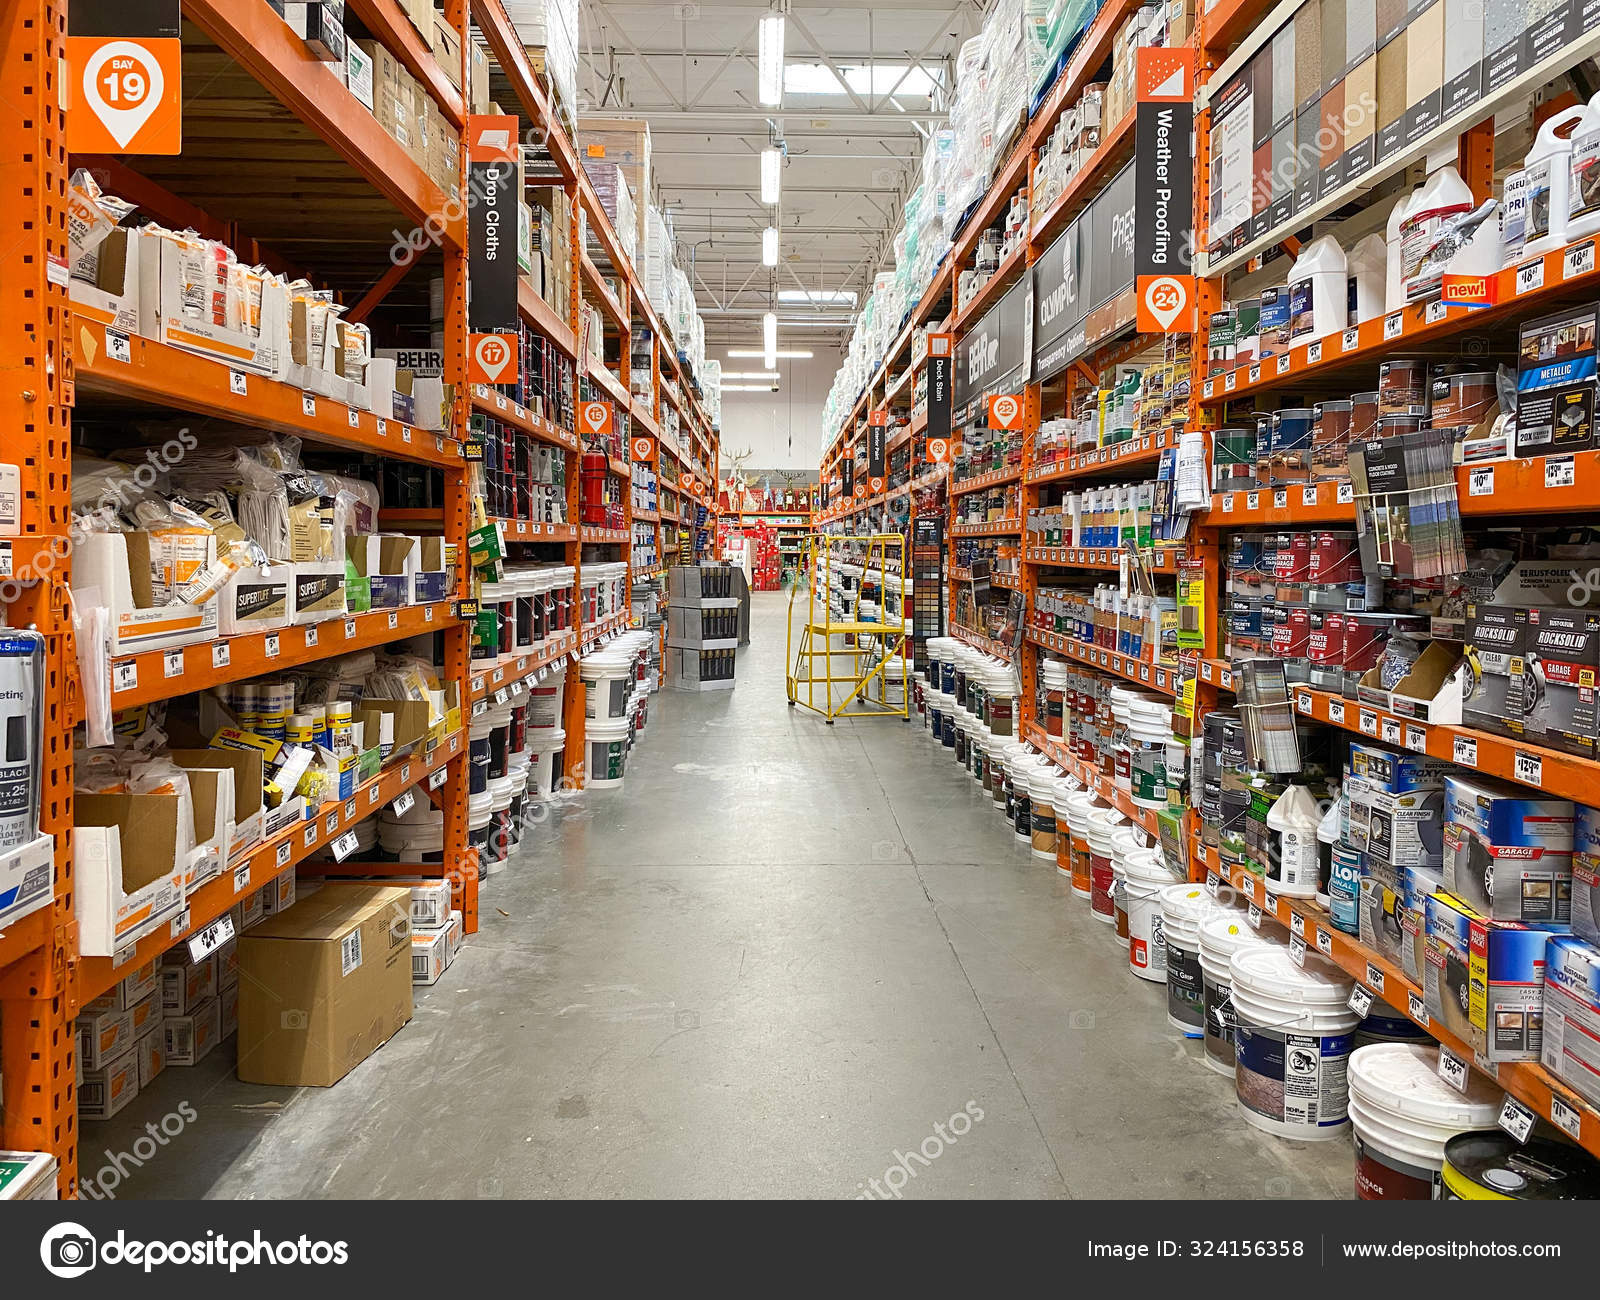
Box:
331 830 361 862
387 611 399 630
264 633 280 659
348 406 361 428
1301 486 1319 506
1348 985 1374 1017
1290 912 1305 938
169 907 191 939
1406 725 1427 753
343 798 356 820
1515 259 1545 295
368 783 382 804
212 643 230 669
1546 455 1576 488
1468 466 1494 496
302 393 317 417
1246 492 1260 510
1289 935 1307 966
429 767 448 791
1328 699 1346 725
229 369 248 395
1564 240 1595 280
234 865 251 894
1408 989 1428 1025
1453 735 1477 767
1307 340 1322 364
1205 874 1221 897
1248 903 1262 929
1248 363 1261 383
1425 300 1448 325
1380 717 1400 745
1550 1093 1583 1142
1274 489 1288 509
1359 709 1378 736
1337 481 1354 504
106 329 132 363
1366 964 1385 994
1222 494 1235 513
392 790 415 818
1316 929 1333 956
1224 370 1237 391
187 913 235 963
324 812 338 835
1276 353 1291 374
112 659 139 693
376 418 387 435
276 841 293 869
345 618 358 639
1342 327 1360 352
1296 691 1312 714
1513 751 1543 787
1439 1048 1470 1093
1383 312 1404 341
1498 1094 1537 1144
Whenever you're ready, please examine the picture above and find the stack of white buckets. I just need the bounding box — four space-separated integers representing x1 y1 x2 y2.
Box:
911 639 1500 1188
578 630 655 787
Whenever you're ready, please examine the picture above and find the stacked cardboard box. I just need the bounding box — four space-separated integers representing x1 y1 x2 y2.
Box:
526 185 573 316
357 38 461 201
579 117 652 258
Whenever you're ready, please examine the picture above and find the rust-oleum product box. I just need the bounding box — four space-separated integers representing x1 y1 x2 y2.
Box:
1463 603 1526 739
1514 606 1600 759
1543 934 1600 1109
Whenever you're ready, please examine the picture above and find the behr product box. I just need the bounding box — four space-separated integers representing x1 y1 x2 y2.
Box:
1542 934 1600 1108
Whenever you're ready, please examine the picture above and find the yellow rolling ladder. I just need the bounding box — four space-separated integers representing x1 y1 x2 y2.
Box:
786 533 910 722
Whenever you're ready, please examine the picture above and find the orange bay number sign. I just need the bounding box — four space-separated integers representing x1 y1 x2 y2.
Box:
468 333 518 385
67 37 182 154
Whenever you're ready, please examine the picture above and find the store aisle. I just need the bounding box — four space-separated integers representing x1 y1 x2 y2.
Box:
91 592 1353 1200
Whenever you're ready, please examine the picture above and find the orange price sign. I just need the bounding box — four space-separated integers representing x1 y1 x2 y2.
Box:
67 36 182 154
468 333 518 384
580 401 615 438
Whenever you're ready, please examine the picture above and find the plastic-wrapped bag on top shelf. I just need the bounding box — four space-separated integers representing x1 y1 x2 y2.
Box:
67 169 137 280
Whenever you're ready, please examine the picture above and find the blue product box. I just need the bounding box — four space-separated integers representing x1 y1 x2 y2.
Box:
1543 935 1600 1108
1347 743 1448 794
1576 805 1600 946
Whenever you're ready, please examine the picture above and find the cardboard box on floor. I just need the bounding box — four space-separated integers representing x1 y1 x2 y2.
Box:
236 883 414 1087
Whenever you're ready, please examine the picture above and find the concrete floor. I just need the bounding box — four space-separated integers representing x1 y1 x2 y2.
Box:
87 591 1355 1199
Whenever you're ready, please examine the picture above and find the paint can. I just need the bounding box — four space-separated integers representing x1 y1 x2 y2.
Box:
1029 768 1060 861
1086 805 1125 923
1349 1043 1503 1199
1123 849 1173 982
1198 912 1280 1076
1230 945 1359 1140
1162 884 1227 1036
586 715 630 787
1441 1132 1600 1200
1064 790 1095 898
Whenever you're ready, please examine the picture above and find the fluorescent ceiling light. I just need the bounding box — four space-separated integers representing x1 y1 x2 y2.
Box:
777 289 858 306
757 13 786 107
760 148 781 204
762 227 779 266
723 383 782 392
728 349 814 358
763 311 778 370
721 371 781 380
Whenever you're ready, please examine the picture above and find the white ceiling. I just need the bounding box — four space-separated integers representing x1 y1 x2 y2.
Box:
575 1 985 345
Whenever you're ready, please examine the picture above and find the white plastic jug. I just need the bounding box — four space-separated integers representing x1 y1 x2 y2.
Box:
1265 783 1323 898
1517 106 1585 258
1288 235 1347 343
1567 94 1600 244
1384 190 1416 313
1346 234 1387 326
1398 163 1474 302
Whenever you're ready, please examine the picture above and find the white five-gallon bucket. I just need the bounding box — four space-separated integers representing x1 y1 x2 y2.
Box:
527 666 566 730
1161 883 1229 1037
1127 699 1173 809
1063 790 1095 898
1230 946 1358 1140
1122 848 1173 982
1348 1042 1503 1200
528 727 566 799
1086 805 1126 923
587 716 630 787
581 653 632 721
1198 912 1280 1076
1029 767 1060 861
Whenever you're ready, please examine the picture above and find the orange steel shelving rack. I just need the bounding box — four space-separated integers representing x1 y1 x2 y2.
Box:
0 0 718 1197
814 0 1600 1162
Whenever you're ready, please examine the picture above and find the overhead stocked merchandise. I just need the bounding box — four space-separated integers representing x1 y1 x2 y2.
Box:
815 0 1600 1186
0 0 720 1199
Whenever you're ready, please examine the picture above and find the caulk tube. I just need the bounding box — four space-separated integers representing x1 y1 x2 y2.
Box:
0 631 44 850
